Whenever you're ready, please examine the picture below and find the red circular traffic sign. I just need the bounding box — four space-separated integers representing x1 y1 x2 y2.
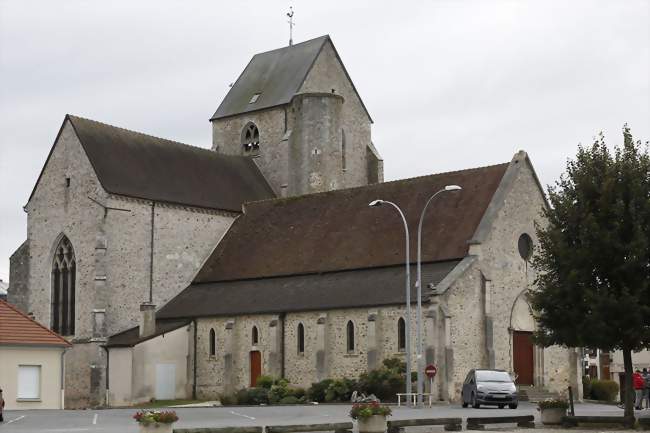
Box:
425 364 437 378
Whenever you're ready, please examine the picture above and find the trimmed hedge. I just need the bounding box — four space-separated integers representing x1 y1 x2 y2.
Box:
590 379 619 402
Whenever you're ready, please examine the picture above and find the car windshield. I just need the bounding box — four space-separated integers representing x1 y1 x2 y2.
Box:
475 370 512 382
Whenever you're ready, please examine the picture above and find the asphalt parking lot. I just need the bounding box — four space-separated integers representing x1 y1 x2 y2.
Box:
0 402 632 433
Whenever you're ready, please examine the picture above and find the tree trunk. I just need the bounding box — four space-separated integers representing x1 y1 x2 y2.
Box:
622 347 635 420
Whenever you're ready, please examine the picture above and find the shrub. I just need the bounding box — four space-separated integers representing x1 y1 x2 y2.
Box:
349 401 392 420
325 378 357 402
268 383 290 404
538 399 569 410
219 393 238 406
357 357 405 402
279 396 302 405
590 379 619 402
307 379 334 403
582 375 592 400
256 375 277 390
287 387 306 400
236 387 269 405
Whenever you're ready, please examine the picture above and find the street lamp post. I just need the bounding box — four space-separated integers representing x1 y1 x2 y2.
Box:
415 185 462 406
368 199 412 406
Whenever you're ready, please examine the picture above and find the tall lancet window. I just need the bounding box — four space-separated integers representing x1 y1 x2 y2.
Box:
52 236 76 336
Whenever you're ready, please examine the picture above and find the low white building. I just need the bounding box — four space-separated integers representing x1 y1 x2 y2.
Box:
0 300 71 409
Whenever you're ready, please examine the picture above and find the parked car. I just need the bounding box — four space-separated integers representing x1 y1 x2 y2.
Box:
461 369 518 409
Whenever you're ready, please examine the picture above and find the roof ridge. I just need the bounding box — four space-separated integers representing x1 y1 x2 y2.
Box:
244 160 510 208
251 35 329 57
0 300 71 346
67 114 248 161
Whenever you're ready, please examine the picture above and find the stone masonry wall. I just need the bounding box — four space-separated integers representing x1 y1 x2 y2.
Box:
14 118 237 407
212 107 288 196
195 305 423 398
467 157 577 396
102 196 235 336
8 241 30 314
299 41 375 188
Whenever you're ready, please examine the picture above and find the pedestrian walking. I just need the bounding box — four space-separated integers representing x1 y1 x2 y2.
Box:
643 368 650 409
0 388 4 422
634 369 645 410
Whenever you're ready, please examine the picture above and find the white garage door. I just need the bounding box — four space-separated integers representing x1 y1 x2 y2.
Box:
155 363 176 400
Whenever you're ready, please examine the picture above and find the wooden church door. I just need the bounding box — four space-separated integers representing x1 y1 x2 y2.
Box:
513 331 534 385
250 351 262 387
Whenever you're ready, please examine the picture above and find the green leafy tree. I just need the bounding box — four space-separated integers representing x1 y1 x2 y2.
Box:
529 126 649 419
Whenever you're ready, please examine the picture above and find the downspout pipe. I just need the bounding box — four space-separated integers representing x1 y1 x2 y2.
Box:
103 346 110 407
192 319 198 400
280 313 286 379
60 347 68 409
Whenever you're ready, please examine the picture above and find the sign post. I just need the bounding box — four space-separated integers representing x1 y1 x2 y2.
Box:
425 364 437 401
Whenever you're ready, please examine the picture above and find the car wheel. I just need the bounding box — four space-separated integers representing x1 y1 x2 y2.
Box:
498 404 505 409
471 393 480 409
509 404 518 409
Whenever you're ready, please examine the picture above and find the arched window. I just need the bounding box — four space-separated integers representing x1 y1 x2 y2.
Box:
241 122 260 153
397 318 406 352
346 320 355 352
252 326 259 345
297 323 305 354
209 328 216 356
51 235 76 336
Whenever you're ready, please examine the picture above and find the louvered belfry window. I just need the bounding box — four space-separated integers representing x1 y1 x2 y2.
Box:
51 236 76 336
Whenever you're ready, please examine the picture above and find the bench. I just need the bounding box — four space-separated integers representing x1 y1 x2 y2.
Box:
396 393 435 407
562 415 635 428
266 423 353 433
388 417 462 432
466 415 535 430
174 428 264 433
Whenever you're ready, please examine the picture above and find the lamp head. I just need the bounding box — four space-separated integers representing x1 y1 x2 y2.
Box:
444 185 462 191
368 200 384 207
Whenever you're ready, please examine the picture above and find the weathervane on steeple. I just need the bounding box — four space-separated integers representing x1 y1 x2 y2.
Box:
287 6 295 46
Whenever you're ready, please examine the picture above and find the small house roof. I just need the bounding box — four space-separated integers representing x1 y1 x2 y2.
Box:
105 319 190 348
0 300 71 347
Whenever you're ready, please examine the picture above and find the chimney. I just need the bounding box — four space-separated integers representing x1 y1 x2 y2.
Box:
139 303 156 338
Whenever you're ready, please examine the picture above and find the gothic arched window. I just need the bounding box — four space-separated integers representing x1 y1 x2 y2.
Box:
241 122 260 153
51 235 76 336
252 326 259 345
209 328 216 356
297 323 305 354
397 317 406 352
346 320 355 352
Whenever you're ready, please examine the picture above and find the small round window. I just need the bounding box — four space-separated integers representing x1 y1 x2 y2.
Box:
518 233 533 261
242 123 260 153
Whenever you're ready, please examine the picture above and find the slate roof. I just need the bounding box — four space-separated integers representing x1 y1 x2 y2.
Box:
28 115 276 212
194 162 509 283
211 35 371 122
0 300 71 347
157 261 460 320
105 319 190 348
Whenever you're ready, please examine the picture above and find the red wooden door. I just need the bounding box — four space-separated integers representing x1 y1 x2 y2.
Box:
513 331 534 385
250 351 262 387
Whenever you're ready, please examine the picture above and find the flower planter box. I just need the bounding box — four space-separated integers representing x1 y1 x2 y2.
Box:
138 422 174 433
358 415 387 433
540 407 566 425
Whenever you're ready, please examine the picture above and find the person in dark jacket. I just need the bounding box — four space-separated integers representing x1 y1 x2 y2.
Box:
634 370 645 410
0 388 4 422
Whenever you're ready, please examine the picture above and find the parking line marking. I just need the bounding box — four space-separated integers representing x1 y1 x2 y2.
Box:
7 415 25 424
229 410 256 420
93 413 98 424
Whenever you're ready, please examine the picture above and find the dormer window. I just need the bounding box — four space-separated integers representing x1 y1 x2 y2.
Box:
249 93 261 104
242 123 260 153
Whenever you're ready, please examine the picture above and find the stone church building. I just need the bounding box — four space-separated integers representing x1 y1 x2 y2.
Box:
9 35 581 408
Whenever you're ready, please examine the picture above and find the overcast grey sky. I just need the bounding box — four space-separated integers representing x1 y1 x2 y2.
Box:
0 0 648 282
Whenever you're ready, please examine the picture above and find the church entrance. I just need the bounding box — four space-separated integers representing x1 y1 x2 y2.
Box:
250 351 262 387
513 331 534 385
